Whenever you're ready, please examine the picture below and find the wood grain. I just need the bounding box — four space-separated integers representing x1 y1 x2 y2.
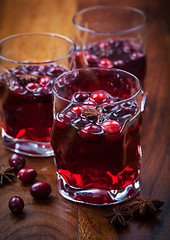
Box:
0 0 170 239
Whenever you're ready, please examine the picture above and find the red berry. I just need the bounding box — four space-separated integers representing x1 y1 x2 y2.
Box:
39 76 51 86
18 168 37 184
101 120 120 134
73 91 89 102
85 54 99 66
8 196 24 214
30 182 52 199
98 58 114 68
26 82 40 91
113 60 124 67
71 106 83 115
78 124 103 140
91 91 107 103
9 153 26 171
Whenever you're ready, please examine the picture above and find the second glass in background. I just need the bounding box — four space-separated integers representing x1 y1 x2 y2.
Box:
73 5 147 87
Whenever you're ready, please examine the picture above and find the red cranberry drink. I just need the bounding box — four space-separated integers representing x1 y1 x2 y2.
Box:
51 68 142 205
0 33 76 156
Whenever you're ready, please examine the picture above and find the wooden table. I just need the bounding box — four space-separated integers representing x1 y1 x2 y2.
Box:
0 0 170 239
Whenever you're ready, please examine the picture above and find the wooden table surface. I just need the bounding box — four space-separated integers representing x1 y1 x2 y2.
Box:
0 0 170 239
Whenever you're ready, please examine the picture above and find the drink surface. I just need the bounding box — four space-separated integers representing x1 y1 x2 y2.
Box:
75 38 146 83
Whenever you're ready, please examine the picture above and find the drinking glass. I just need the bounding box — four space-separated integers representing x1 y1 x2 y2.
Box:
0 33 76 157
73 5 147 86
51 67 142 205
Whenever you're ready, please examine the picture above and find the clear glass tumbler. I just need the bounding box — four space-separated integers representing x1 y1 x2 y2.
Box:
0 33 76 157
51 67 142 205
73 5 147 87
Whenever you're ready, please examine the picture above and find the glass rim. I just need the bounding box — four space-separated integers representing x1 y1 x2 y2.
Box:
73 5 147 36
0 32 76 65
53 67 142 105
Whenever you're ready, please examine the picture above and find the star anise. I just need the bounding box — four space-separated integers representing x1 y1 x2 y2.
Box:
17 74 40 85
105 206 132 226
129 196 164 216
0 165 16 185
81 106 109 124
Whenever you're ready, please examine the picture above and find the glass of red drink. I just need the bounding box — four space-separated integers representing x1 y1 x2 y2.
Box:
51 67 142 205
73 6 147 86
0 33 76 156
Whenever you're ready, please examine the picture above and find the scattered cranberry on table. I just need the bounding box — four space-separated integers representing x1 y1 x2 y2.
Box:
18 167 37 184
30 182 52 199
8 196 24 214
9 153 26 171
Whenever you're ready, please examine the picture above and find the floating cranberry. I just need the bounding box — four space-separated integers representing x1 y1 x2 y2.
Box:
90 91 107 103
99 41 109 50
11 85 27 95
73 91 89 102
101 120 120 134
9 153 26 171
26 82 40 91
39 76 51 86
113 60 124 67
8 196 24 214
30 182 52 199
71 106 83 115
18 168 37 184
86 54 99 66
130 52 144 60
98 58 114 68
78 124 103 140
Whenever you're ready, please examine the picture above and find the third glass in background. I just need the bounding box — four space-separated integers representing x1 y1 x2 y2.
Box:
73 5 147 88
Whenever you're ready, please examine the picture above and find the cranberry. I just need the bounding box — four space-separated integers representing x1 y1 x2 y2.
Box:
34 86 51 95
11 85 27 95
37 65 49 74
101 120 120 134
39 76 51 86
30 182 52 199
90 91 107 103
98 58 114 68
130 52 144 60
12 68 26 75
25 82 40 91
99 41 109 50
9 153 26 171
78 124 103 140
85 54 99 66
113 60 124 67
71 106 83 115
18 168 37 184
73 91 89 102
8 196 24 214
47 65 65 76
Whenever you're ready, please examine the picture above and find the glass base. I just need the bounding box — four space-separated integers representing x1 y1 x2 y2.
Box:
57 173 141 206
1 127 54 157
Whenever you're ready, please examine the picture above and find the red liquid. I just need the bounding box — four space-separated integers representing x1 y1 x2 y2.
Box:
75 38 146 85
51 71 142 191
1 64 66 142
